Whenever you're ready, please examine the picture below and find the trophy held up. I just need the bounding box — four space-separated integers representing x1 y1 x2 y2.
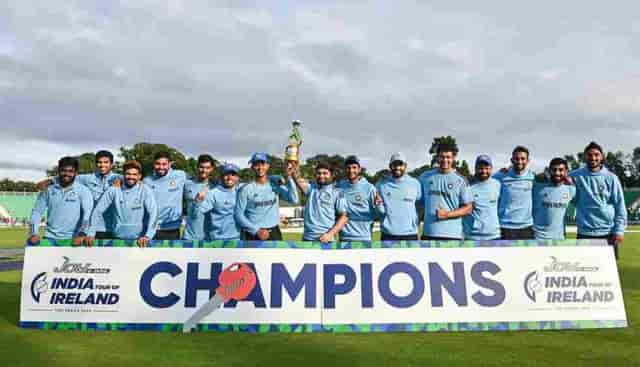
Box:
285 120 303 174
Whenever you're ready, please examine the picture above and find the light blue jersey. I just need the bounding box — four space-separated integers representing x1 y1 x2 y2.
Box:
234 176 299 235
198 184 242 240
376 174 422 236
183 178 215 240
570 166 627 236
303 183 348 241
463 178 501 240
493 168 535 229
30 179 93 240
336 177 377 241
143 169 187 230
419 169 473 239
76 172 122 233
87 183 158 240
533 182 576 240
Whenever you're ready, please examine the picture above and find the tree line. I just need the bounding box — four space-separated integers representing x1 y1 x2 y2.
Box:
2 137 640 191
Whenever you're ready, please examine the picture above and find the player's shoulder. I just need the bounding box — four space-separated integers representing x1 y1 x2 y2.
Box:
171 169 187 180
74 182 93 196
569 166 585 177
452 171 470 184
418 168 437 181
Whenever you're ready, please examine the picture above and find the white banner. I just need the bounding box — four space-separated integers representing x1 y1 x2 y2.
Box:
19 244 627 331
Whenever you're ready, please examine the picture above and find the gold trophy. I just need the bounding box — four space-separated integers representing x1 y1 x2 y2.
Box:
285 120 303 163
283 121 302 181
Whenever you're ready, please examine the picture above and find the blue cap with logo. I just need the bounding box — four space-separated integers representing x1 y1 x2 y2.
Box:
475 154 493 167
222 163 240 174
249 153 269 164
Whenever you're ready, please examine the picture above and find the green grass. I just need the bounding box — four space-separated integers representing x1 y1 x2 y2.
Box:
0 232 638 366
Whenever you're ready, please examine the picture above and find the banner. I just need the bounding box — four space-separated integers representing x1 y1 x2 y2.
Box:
19 240 627 333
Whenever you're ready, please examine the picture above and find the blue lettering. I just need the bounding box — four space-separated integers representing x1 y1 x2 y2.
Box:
470 261 505 307
270 263 316 308
323 264 356 309
428 262 468 307
360 264 373 308
378 262 425 308
139 261 182 308
184 263 222 308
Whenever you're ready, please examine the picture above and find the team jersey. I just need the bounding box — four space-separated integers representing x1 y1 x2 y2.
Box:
376 174 422 236
570 166 627 236
183 178 215 240
143 169 187 231
493 168 535 229
463 178 501 240
234 176 299 235
336 177 377 241
76 172 122 233
419 169 473 239
303 183 348 241
533 181 576 240
198 184 242 240
30 179 93 240
87 183 158 240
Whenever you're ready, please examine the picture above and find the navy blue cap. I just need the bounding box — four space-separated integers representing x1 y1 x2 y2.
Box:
475 154 493 167
249 153 269 164
344 155 360 166
222 163 240 174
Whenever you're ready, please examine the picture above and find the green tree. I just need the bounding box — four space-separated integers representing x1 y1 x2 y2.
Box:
119 143 192 177
0 179 38 192
46 152 98 176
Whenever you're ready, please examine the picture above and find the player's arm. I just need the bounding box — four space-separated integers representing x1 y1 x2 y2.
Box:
234 186 260 235
437 182 473 220
374 183 386 215
75 189 94 241
140 189 159 247
610 176 627 243
28 191 48 243
320 195 349 243
292 174 311 196
275 163 300 204
84 188 116 245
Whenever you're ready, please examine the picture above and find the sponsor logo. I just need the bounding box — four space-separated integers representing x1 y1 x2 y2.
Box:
54 256 111 274
30 272 49 303
524 257 611 304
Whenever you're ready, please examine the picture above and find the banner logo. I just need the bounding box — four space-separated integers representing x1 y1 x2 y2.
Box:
30 272 48 303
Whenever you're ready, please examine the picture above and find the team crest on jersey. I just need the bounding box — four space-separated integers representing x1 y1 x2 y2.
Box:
68 191 77 198
447 183 454 190
354 194 363 202
386 191 391 196
320 191 332 202
563 193 569 200
169 180 177 189
599 184 605 191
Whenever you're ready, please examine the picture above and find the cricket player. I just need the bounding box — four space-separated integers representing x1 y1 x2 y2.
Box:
144 151 187 240
85 160 158 247
293 162 348 242
197 163 243 241
375 153 422 241
493 146 536 239
234 153 299 240
570 142 627 257
336 156 378 242
28 157 93 244
533 158 576 240
463 155 501 240
419 144 473 240
183 154 216 240
38 150 122 239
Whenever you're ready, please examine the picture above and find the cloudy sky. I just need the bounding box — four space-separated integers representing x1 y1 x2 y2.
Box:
1 1 639 180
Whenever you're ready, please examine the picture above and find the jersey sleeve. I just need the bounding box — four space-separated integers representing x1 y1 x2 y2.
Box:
143 188 159 239
30 191 48 236
609 175 627 235
234 185 260 235
275 176 299 204
335 190 348 215
78 187 94 235
459 179 473 205
87 187 115 237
